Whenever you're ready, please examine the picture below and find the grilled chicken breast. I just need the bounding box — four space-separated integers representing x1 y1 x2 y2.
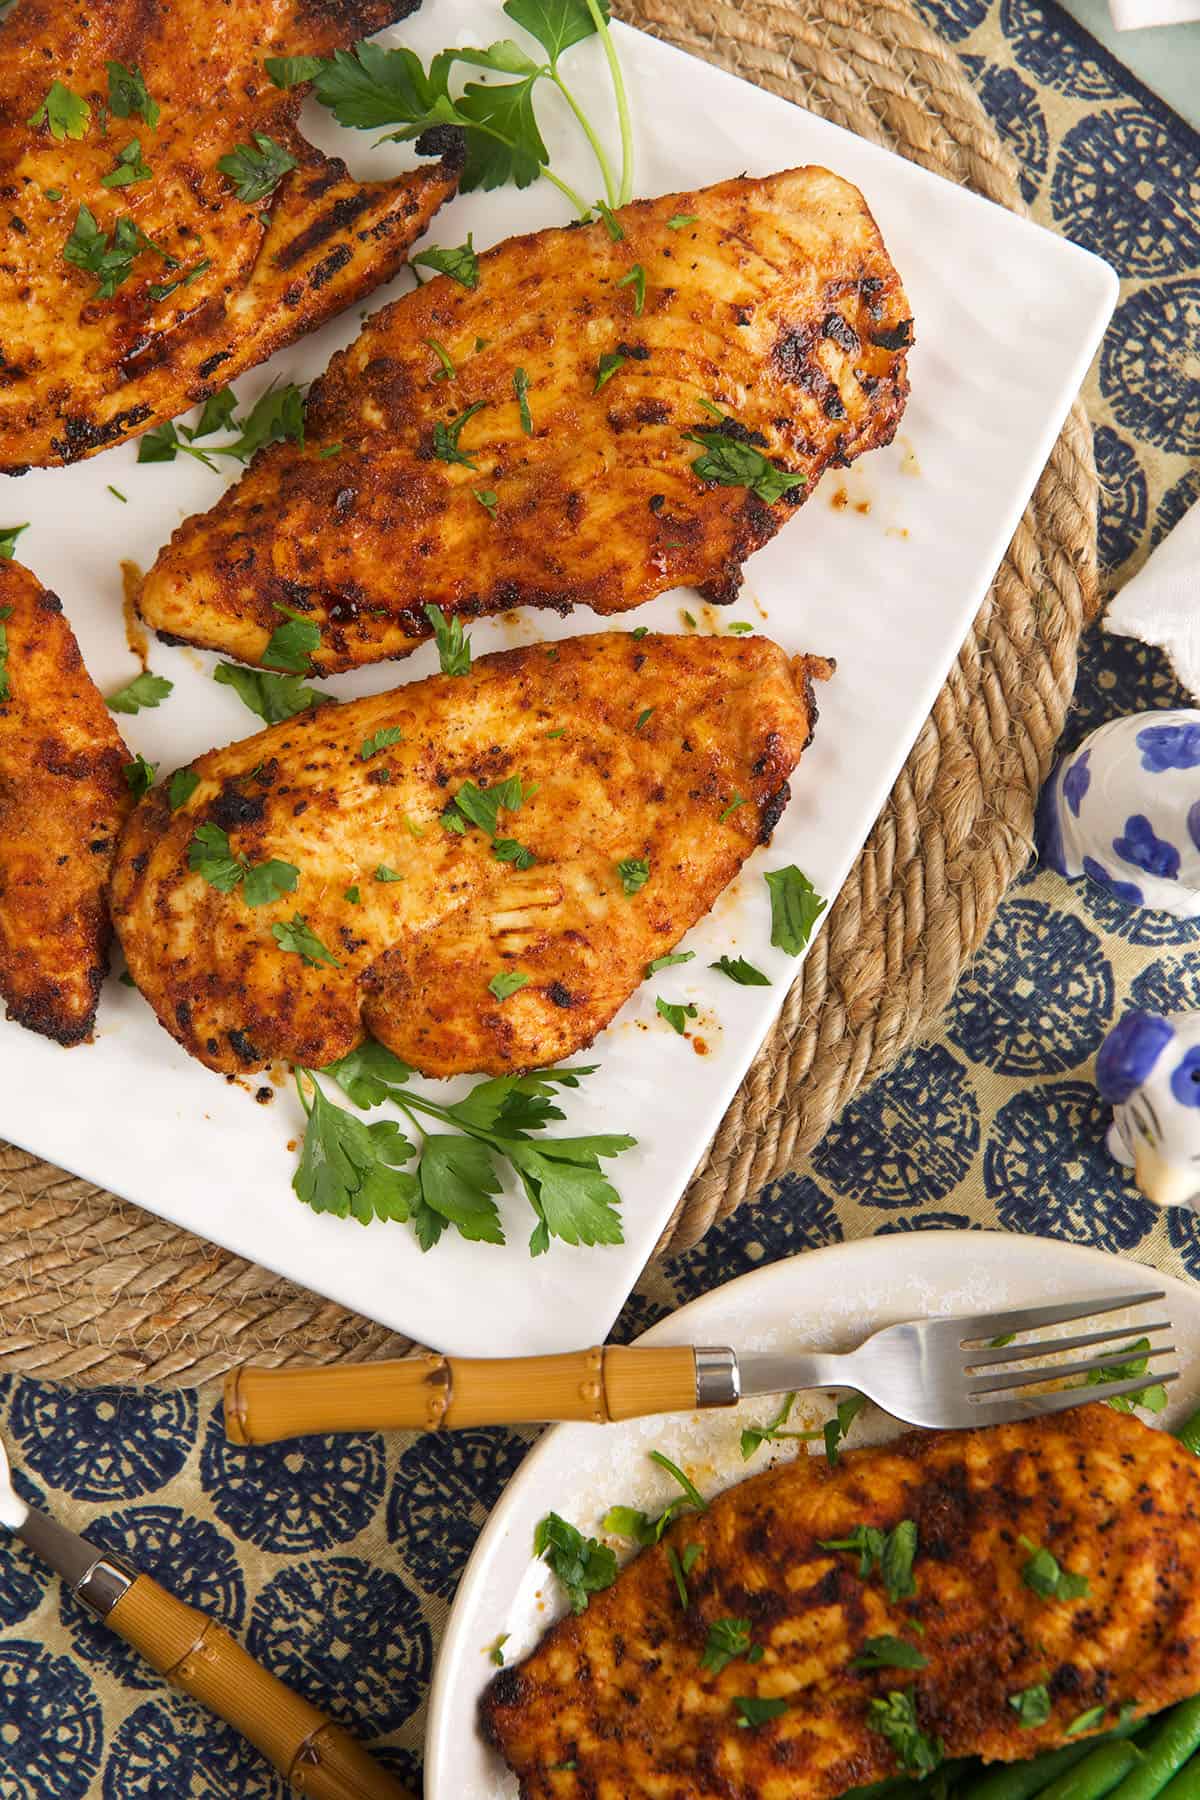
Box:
110 631 830 1079
484 1406 1200 1798
138 166 911 672
0 560 131 1043
0 0 459 470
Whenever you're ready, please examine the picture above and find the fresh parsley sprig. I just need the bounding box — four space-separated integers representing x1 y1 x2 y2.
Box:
138 383 307 467
297 1038 635 1255
1084 1336 1168 1413
0 524 29 561
868 1689 943 1776
1018 1535 1089 1601
424 603 472 674
106 670 173 714
217 133 298 203
684 425 806 506
214 662 328 724
187 823 298 907
534 1511 617 1614
64 206 174 299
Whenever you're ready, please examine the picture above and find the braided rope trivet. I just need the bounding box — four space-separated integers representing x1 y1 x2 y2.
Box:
0 0 1098 1381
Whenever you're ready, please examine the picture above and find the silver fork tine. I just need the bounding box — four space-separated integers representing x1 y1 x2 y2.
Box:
969 1343 1177 1395
964 1320 1173 1370
970 1369 1180 1425
955 1290 1165 1343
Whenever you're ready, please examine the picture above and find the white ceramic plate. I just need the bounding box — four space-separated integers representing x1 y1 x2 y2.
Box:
426 1231 1200 1797
2 12 1117 1353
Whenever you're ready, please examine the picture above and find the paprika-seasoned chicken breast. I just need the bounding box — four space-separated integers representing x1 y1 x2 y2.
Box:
0 0 459 470
0 560 132 1043
483 1406 1200 1800
110 631 831 1079
138 166 911 671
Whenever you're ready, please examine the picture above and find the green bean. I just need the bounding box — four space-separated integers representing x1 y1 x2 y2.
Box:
965 1720 1144 1800
842 1780 916 1800
1153 1754 1200 1800
1036 1737 1144 1800
1172 1407 1200 1457
1106 1699 1200 1800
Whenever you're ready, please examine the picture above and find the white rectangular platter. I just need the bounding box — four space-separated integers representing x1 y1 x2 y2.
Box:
1 7 1117 1356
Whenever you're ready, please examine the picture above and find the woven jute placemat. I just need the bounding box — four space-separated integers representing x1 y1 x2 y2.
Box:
0 0 1098 1384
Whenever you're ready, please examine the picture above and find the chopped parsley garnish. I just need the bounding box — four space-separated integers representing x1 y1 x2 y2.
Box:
263 603 320 673
148 258 210 303
595 198 624 240
432 400 487 468
735 1695 787 1730
820 1520 918 1601
44 189 64 202
765 866 826 955
665 1544 691 1609
616 856 649 895
273 914 340 967
649 1450 708 1512
264 54 325 88
474 488 499 518
107 484 128 502
701 1618 761 1675
404 816 425 839
823 1394 866 1466
188 823 299 908
107 670 173 714
852 1636 928 1672
719 794 747 821
492 837 536 868
489 970 529 1001
28 81 91 141
344 885 361 904
0 524 28 561
697 396 725 420
630 625 648 639
361 727 402 761
223 383 306 461
1085 1337 1168 1413
138 421 215 466
451 775 533 837
667 213 698 230
107 60 160 128
411 235 479 288
684 428 806 506
728 621 753 634
710 954 770 986
123 754 158 798
682 610 697 628
868 1690 943 1775
741 1392 802 1459
657 998 697 1035
64 206 171 299
1009 1685 1052 1729
169 768 200 809
306 1043 632 1255
1067 1706 1108 1736
634 707 654 731
646 950 694 977
426 336 456 380
1018 1536 1090 1601
101 138 153 188
373 865 402 883
618 263 646 314
546 727 565 739
513 367 533 434
534 1512 618 1614
217 133 298 203
214 662 328 724
594 349 628 392
424 603 471 675
489 1633 509 1666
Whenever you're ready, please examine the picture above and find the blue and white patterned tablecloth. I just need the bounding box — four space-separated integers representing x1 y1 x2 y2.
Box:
0 1 1198 1792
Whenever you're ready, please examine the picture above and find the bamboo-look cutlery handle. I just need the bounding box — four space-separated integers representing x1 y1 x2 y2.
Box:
106 1574 412 1800
224 1345 704 1444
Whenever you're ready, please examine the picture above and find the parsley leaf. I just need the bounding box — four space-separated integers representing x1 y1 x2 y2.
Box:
765 866 826 955
594 349 628 391
1085 1337 1168 1413
137 421 217 468
735 1696 787 1730
1068 1706 1108 1736
819 1524 885 1579
101 138 153 188
1018 1536 1090 1602
824 1393 866 1466
222 383 306 461
28 81 91 141
411 235 479 288
0 524 28 560
853 1635 929 1672
344 886 361 904
474 488 499 518
727 621 753 634
323 1039 414 1109
217 133 298 203
187 823 298 907
148 257 210 303
168 768 200 810
741 1391 803 1460
649 1450 707 1512
123 754 158 798
489 1634 509 1666
264 54 325 88
534 1511 617 1615
424 603 472 675
263 603 320 673
710 954 770 986
426 337 456 381
294 1073 416 1224
492 837 536 868
667 213 697 229
489 970 529 1001
656 997 697 1035
594 196 624 240
702 1618 759 1675
684 428 806 505
373 865 402 883
107 670 173 714
1009 1685 1052 1729
193 389 239 438
361 728 402 761
506 0 613 63
868 1690 943 1776
719 794 747 822
618 262 646 314
820 1519 917 1601
107 60 160 128
64 205 171 299
273 914 340 968
451 775 533 836
432 400 487 468
634 706 654 731
617 856 649 895
214 662 327 724
645 950 694 978
514 366 533 434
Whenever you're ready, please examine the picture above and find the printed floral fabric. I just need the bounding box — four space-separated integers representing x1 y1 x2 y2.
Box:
0 1 1197 1793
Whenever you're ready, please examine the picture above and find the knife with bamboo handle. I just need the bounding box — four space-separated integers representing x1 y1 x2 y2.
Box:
0 1433 411 1800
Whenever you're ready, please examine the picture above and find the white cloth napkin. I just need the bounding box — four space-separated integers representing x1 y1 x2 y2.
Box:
1108 0 1200 27
1106 495 1200 695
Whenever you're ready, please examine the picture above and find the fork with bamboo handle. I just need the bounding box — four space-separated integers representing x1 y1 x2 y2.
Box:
223 1289 1177 1445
